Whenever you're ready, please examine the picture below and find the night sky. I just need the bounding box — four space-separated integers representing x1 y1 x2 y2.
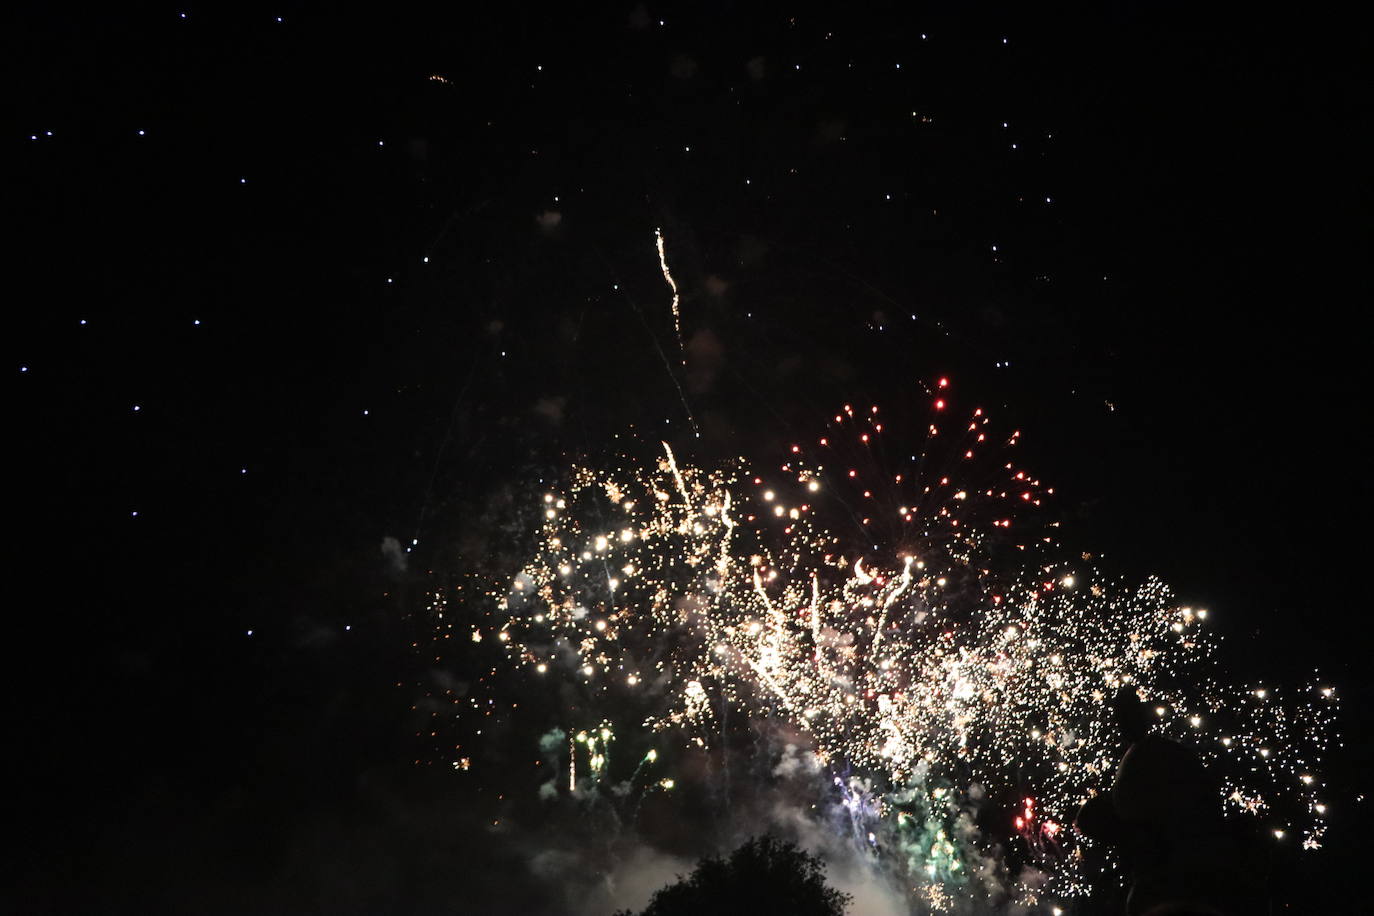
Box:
9 5 1372 914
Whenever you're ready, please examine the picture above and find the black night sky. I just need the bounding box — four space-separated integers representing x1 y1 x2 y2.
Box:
9 5 1372 914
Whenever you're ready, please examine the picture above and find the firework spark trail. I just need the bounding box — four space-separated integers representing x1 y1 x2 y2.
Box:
462 384 1336 908
655 227 685 366
614 232 699 437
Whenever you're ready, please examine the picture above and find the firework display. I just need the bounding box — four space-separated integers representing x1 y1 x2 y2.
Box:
444 384 1336 910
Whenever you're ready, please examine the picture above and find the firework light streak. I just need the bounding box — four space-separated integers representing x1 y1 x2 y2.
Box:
462 386 1336 907
630 228 699 437
655 227 685 366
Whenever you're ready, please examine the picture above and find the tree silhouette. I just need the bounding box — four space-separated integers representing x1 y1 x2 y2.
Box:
615 835 851 916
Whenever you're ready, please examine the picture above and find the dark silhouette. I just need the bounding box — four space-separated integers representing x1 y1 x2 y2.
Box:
1076 688 1264 916
614 835 851 916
